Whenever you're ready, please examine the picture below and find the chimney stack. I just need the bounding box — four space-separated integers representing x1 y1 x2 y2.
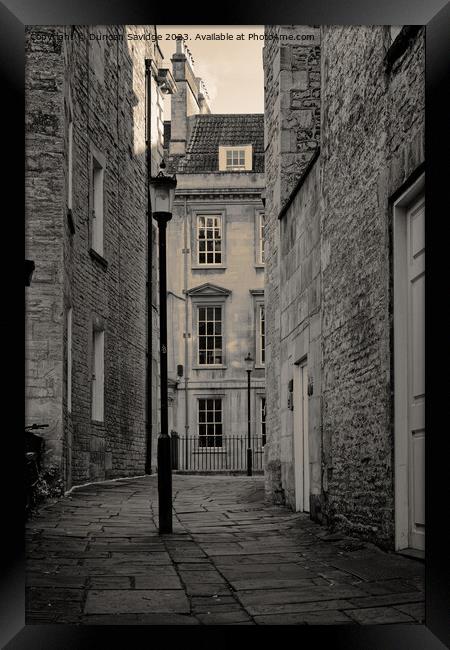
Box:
169 39 211 156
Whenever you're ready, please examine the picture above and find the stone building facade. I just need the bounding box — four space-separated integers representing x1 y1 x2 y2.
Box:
25 25 171 488
164 41 266 470
263 25 425 551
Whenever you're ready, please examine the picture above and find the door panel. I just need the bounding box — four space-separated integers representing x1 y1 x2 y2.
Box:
407 196 425 551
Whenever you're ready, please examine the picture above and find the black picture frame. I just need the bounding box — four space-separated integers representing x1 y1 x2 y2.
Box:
2 0 449 647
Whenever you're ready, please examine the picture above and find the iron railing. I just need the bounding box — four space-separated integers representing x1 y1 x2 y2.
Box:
171 433 265 472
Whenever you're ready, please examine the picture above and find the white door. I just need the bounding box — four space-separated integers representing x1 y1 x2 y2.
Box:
406 195 425 550
293 361 310 512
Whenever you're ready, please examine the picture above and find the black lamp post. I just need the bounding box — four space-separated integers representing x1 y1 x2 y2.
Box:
244 352 254 477
149 164 177 534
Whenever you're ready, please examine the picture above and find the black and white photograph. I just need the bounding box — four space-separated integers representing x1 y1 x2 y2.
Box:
5 8 445 644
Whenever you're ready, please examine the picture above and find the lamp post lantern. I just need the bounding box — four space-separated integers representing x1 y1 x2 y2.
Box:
149 165 177 534
244 352 254 477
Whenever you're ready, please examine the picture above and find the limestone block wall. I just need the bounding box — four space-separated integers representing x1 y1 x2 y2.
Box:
279 158 322 515
263 25 321 503
26 25 165 488
25 27 66 469
166 174 265 441
263 25 424 547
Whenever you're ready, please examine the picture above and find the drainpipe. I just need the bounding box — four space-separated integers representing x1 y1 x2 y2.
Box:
184 195 189 465
145 58 153 474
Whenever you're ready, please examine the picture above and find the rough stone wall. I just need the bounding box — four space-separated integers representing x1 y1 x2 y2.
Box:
320 26 425 547
263 25 321 503
26 26 165 488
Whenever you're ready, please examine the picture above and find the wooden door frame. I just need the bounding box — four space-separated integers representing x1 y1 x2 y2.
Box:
393 172 425 551
293 356 308 512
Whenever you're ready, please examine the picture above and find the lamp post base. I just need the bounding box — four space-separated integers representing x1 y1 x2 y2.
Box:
157 432 173 534
247 448 253 477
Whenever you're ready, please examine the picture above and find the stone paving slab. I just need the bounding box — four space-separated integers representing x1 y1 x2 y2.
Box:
253 610 354 625
84 589 190 614
25 474 425 625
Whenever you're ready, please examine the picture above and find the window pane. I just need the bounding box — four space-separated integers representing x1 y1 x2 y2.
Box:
207 253 214 264
199 253 206 264
215 322 222 335
214 253 222 263
207 240 213 251
198 216 205 227
199 240 206 252
215 308 221 320
198 228 205 239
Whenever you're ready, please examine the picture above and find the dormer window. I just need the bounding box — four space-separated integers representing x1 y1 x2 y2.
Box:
226 149 245 170
219 145 253 172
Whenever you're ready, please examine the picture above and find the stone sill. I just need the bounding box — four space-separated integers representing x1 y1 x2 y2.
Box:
89 248 108 270
191 265 227 271
192 365 228 370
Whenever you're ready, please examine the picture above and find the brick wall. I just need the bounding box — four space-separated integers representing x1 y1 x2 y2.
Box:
26 25 165 488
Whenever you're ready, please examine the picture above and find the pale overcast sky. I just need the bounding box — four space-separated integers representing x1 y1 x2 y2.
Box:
157 26 265 116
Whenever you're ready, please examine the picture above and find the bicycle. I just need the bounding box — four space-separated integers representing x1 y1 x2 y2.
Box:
25 424 47 516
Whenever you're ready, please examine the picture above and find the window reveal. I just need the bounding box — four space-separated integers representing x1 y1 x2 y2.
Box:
198 398 223 447
226 148 246 170
259 304 265 365
198 306 223 365
197 215 222 265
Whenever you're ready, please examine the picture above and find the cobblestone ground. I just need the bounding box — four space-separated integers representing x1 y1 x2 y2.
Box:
26 475 425 625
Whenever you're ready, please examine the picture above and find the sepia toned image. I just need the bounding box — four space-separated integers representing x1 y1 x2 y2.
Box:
24 24 425 625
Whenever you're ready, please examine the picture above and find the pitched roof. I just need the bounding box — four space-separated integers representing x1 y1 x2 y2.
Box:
174 113 264 174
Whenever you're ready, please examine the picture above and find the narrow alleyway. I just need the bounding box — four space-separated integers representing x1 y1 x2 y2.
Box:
26 475 424 625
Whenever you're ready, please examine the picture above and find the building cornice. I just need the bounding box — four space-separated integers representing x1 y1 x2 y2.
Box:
174 188 264 202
